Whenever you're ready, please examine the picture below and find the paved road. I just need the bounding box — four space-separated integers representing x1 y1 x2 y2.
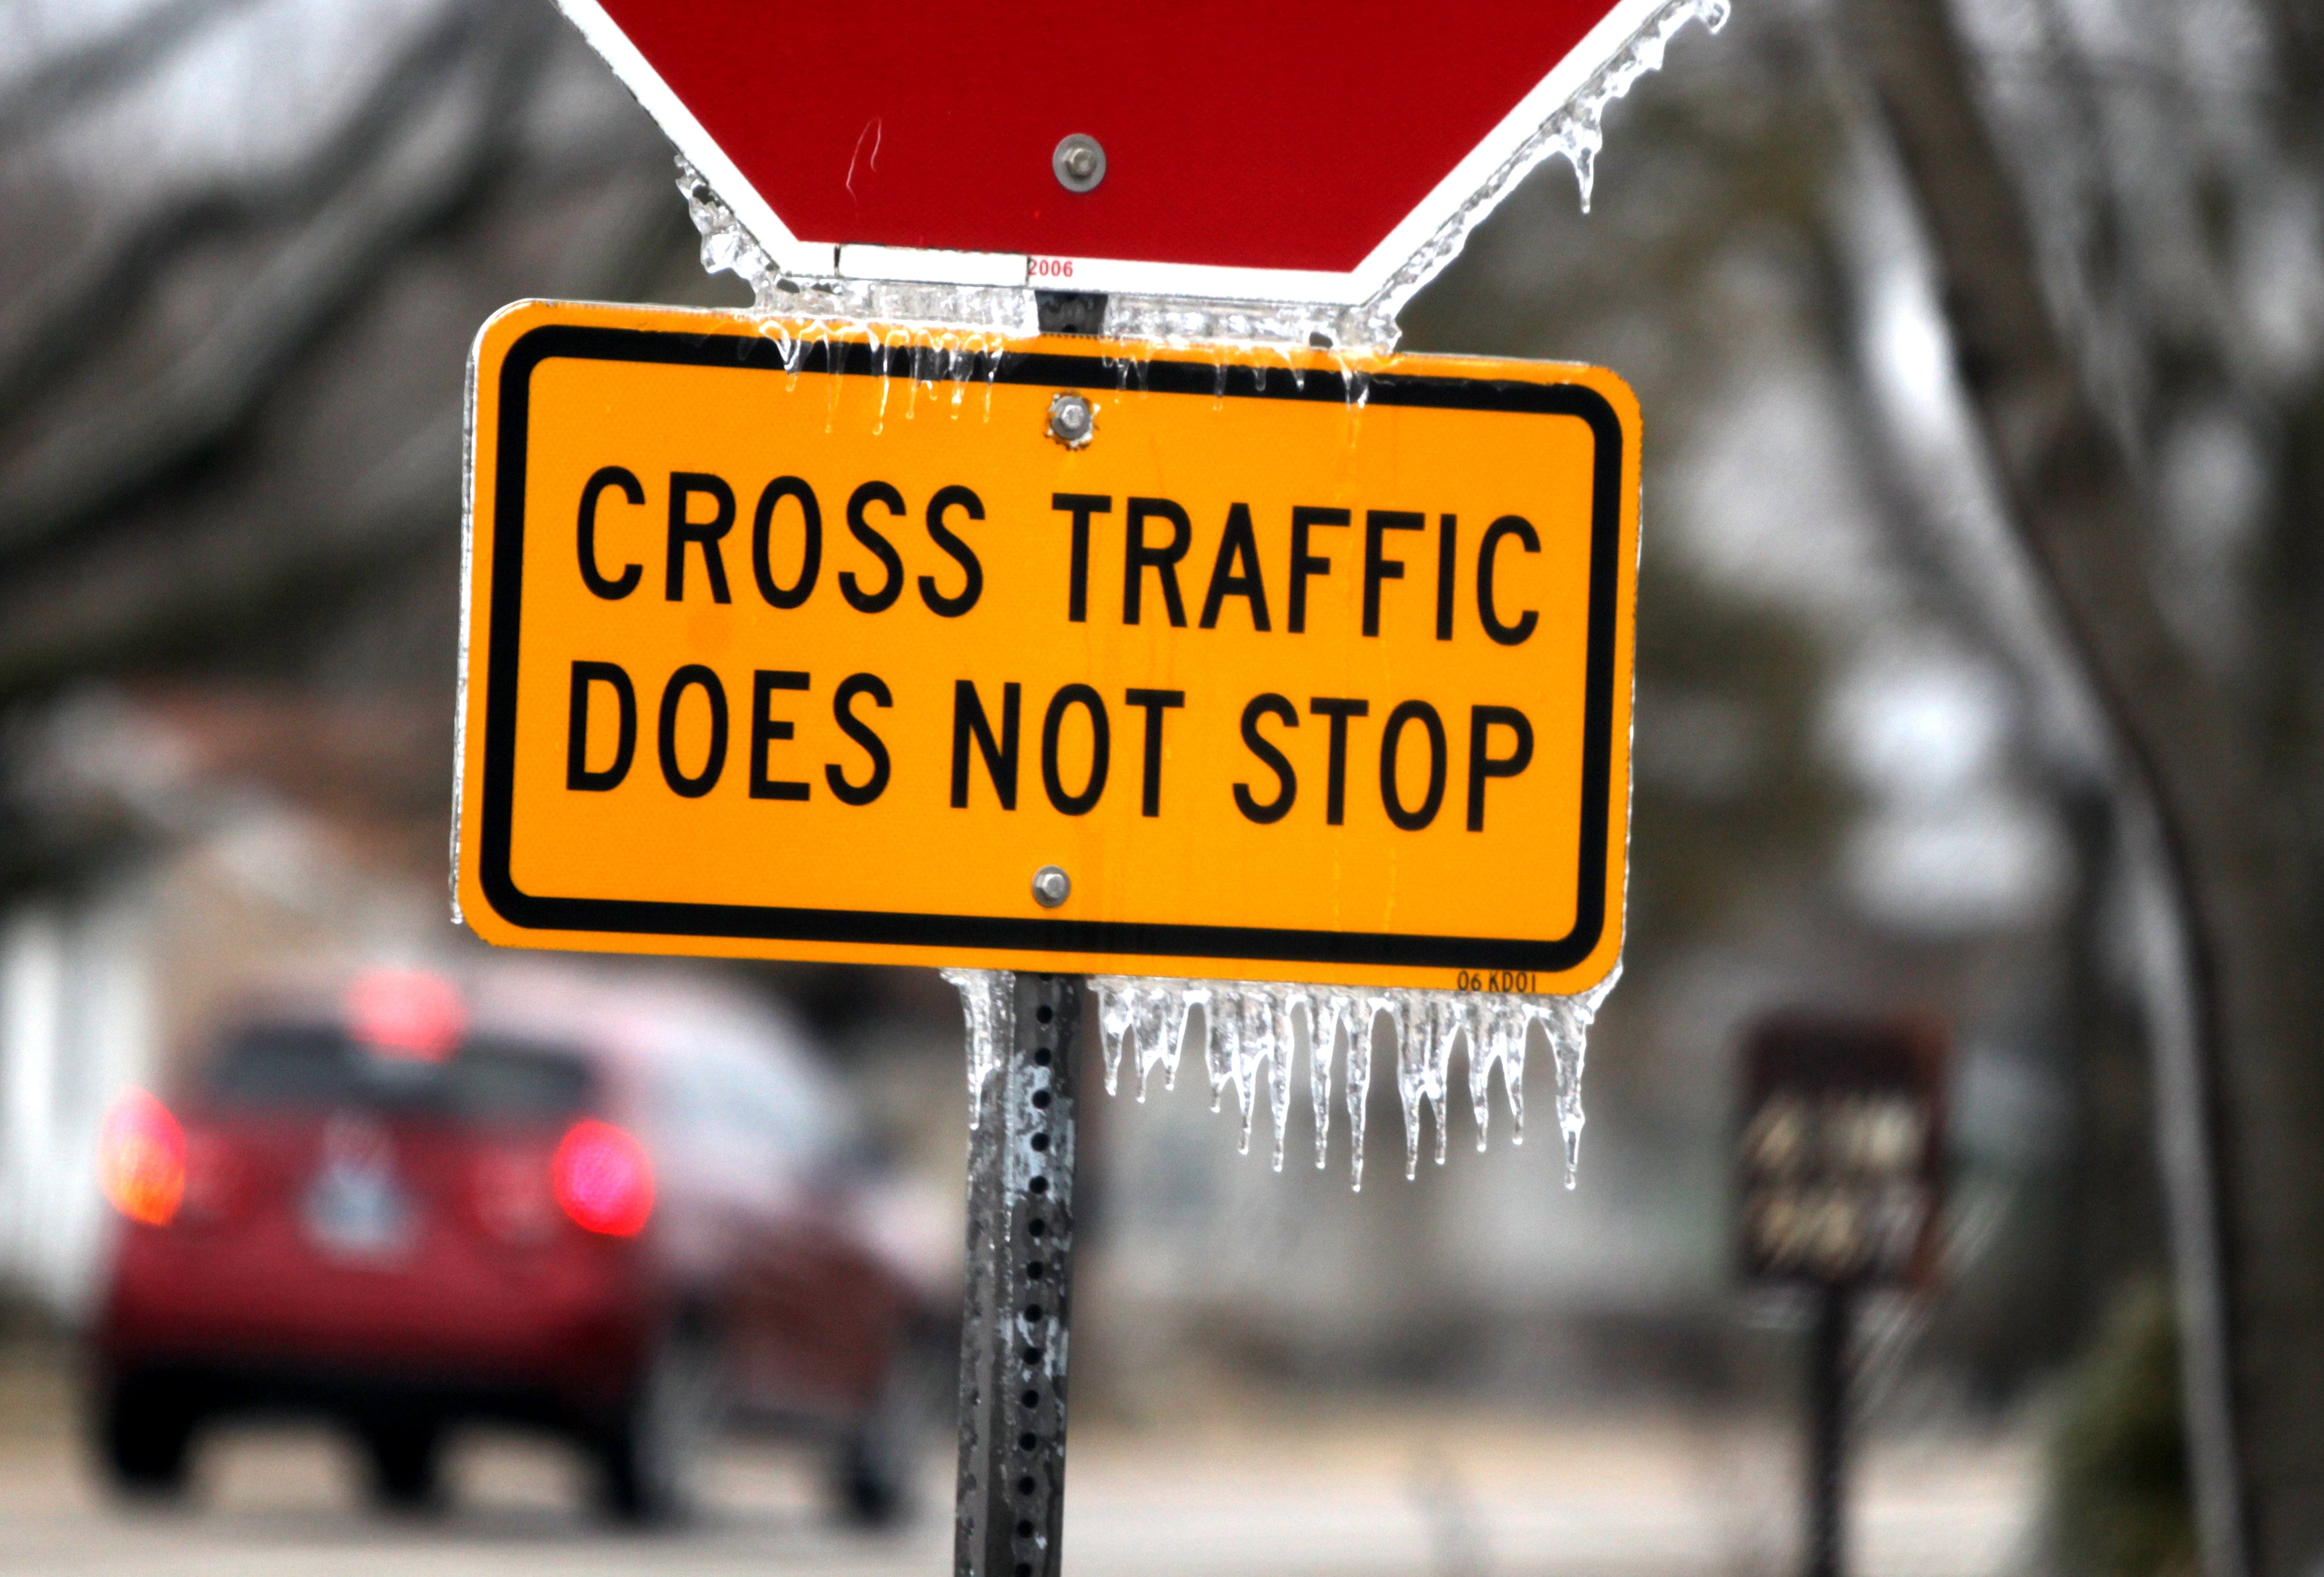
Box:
0 1360 2031 1577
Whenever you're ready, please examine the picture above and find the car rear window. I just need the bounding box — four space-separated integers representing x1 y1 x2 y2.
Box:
205 1023 594 1123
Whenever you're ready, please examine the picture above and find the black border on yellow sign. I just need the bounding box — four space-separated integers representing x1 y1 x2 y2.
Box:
477 324 1623 972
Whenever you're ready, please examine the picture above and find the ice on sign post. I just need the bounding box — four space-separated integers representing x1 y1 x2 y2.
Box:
455 303 1640 995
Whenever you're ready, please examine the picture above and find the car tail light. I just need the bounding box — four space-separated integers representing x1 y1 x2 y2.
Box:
552 1120 653 1236
98 1090 184 1227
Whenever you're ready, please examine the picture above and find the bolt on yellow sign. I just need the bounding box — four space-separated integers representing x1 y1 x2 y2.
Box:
455 301 1640 992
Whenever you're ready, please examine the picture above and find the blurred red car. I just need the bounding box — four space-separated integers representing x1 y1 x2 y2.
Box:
89 964 943 1522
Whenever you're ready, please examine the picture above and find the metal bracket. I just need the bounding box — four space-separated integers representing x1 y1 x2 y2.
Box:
1035 291 1108 336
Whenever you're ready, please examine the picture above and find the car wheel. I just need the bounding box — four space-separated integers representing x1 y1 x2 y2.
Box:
97 1372 198 1498
830 1332 940 1528
359 1417 444 1511
593 1324 724 1525
833 1431 907 1528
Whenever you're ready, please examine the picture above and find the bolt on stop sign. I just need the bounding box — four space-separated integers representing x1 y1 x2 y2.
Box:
554 0 1696 302
454 305 1640 990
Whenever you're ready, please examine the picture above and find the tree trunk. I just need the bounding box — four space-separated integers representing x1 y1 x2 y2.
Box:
1836 3 2324 1572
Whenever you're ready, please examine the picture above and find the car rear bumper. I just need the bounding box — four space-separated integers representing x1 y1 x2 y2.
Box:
92 1351 616 1436
97 1224 659 1422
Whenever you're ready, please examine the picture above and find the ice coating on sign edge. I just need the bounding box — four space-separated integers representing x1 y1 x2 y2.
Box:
675 0 1731 353
947 972 1616 1191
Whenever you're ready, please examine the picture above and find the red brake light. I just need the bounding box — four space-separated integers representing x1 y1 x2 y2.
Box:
98 1090 184 1227
552 1120 653 1236
346 969 466 1060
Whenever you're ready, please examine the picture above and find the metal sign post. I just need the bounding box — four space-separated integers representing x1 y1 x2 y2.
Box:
955 974 1081 1577
1806 1278 1850 1577
1736 1013 1947 1577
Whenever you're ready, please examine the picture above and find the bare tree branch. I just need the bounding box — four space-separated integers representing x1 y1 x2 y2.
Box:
0 0 488 407
0 0 260 146
0 167 687 697
0 0 558 557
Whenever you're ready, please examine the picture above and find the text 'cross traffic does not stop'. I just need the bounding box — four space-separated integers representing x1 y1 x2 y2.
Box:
456 302 1641 991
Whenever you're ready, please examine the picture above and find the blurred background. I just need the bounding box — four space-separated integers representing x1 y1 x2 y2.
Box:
2 0 2316 1572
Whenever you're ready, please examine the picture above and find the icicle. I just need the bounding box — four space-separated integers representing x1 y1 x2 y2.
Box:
1131 981 1181 1099
1394 993 1425 1182
1465 997 1494 1152
1087 975 1609 1191
1230 989 1269 1156
1092 975 1134 1096
1392 992 1455 1180
1265 988 1295 1172
1489 995 1531 1147
1347 994 1394 1191
1204 985 1238 1117
1554 1008 1587 1187
1306 991 1340 1171
1432 994 1465 1165
1503 1000 1528 1146
1176 982 1209 1093
939 968 1013 1128
1468 998 1497 1151
1539 969 1619 1188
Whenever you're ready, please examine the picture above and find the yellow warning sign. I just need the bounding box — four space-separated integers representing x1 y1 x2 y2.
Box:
455 301 1639 991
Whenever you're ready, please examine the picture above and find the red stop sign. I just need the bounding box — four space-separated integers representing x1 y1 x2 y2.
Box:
558 0 1685 304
